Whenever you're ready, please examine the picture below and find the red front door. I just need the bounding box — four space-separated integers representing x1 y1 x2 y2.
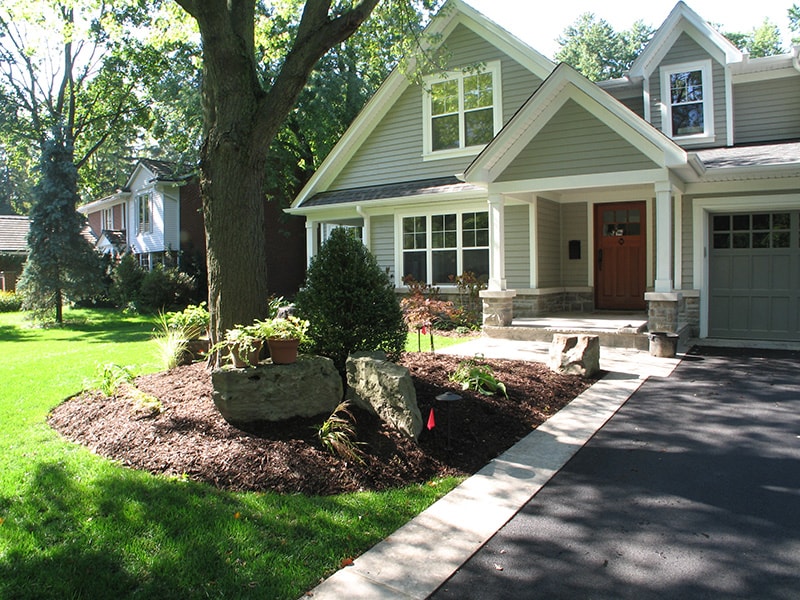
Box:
594 202 647 310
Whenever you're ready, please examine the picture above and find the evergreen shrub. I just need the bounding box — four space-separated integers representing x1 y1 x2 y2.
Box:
0 290 22 312
295 227 407 374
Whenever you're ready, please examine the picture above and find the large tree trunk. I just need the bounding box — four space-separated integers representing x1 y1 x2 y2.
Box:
175 0 381 346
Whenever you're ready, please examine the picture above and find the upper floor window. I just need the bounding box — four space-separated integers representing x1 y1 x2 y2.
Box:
423 61 502 159
659 60 714 144
101 208 113 230
137 193 152 234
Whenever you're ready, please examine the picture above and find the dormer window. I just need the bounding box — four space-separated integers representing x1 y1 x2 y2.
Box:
660 60 714 144
423 61 502 159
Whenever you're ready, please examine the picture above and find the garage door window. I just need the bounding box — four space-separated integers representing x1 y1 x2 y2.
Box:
712 213 791 250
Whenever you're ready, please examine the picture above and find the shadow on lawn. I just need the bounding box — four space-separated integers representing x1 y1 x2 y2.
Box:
0 459 425 600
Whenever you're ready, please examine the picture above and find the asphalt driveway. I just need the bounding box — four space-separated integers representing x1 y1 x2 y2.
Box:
430 346 800 599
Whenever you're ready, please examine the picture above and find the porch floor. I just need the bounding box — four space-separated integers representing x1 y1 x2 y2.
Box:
484 311 650 350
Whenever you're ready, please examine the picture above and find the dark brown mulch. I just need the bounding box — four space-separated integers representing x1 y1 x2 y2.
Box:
48 353 596 496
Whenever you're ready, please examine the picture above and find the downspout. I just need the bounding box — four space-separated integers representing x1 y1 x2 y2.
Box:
356 205 370 251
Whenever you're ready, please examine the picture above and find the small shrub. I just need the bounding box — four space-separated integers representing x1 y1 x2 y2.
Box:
110 253 145 308
317 401 364 463
92 363 134 397
400 275 456 351
450 355 507 397
164 302 210 340
129 388 163 417
295 228 407 374
137 264 196 313
153 313 190 370
0 290 23 312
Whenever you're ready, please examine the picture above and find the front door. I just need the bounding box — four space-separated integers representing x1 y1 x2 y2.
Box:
594 202 646 310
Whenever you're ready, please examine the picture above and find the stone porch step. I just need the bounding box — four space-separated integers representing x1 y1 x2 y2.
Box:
483 313 651 350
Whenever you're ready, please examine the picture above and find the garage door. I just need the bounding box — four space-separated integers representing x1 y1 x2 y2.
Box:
709 211 799 340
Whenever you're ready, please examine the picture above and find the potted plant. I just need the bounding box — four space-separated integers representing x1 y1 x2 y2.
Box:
252 315 309 364
214 326 263 368
165 302 211 364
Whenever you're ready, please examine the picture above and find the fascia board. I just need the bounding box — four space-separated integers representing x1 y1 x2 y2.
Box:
286 188 487 217
77 191 131 215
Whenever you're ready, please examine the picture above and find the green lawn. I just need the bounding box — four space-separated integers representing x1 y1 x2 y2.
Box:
0 309 463 599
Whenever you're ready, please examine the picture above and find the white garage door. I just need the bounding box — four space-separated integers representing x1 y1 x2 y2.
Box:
709 211 800 340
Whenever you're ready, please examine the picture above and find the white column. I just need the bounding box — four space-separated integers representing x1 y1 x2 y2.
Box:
654 181 673 292
305 220 318 268
488 194 507 291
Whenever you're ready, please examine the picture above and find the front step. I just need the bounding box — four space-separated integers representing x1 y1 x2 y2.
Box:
483 321 650 350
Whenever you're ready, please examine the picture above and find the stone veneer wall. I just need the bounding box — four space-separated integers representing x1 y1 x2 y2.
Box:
512 290 594 318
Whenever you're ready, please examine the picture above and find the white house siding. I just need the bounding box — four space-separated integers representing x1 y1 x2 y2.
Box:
497 99 658 182
162 189 180 252
133 188 165 254
648 32 727 147
561 202 589 287
733 77 800 144
370 215 396 284
330 24 543 191
504 204 530 288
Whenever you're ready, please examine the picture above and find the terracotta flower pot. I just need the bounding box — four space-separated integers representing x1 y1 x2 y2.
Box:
229 339 263 368
267 338 300 364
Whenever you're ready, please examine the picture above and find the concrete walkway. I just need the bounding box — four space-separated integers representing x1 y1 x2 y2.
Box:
304 339 682 599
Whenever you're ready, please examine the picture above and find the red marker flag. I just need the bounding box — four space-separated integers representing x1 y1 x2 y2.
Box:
427 408 436 430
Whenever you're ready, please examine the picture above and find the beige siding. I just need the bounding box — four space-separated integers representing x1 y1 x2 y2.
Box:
734 76 800 144
498 99 657 182
504 204 530 288
648 33 727 147
537 198 560 287
331 24 543 191
561 202 589 286
681 196 694 288
370 215 396 283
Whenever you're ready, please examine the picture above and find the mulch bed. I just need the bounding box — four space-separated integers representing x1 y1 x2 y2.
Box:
48 353 596 496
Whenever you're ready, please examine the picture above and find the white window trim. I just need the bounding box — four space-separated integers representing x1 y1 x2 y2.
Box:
421 60 503 161
395 209 490 287
101 207 113 230
659 59 714 145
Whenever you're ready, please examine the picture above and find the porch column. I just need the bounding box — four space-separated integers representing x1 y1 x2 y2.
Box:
305 220 318 268
654 181 674 292
488 194 507 291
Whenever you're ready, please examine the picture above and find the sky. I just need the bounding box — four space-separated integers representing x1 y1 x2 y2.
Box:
463 0 797 59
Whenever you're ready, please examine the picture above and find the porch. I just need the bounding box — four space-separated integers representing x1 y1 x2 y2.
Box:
483 311 651 350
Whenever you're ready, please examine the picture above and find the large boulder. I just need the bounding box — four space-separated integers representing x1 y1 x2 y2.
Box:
345 352 422 440
212 355 342 427
548 334 600 377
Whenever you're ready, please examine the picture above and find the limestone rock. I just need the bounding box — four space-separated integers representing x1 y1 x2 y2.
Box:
548 334 600 377
212 355 342 427
346 352 422 440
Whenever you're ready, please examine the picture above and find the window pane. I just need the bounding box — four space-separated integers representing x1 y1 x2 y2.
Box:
733 233 750 248
432 250 457 284
431 80 458 116
670 71 703 103
403 216 426 250
465 108 493 146
463 249 489 281
773 213 790 229
713 215 730 231
772 232 790 248
463 72 493 110
462 211 489 248
713 233 730 249
432 114 459 150
752 214 770 230
732 214 750 231
431 214 456 248
752 232 770 248
403 251 427 283
672 103 704 135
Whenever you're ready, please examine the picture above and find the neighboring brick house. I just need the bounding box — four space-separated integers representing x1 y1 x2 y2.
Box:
289 0 800 343
0 215 29 291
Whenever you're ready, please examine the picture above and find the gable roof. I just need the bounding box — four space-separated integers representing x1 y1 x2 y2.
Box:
125 158 193 189
0 215 30 253
628 1 742 78
464 63 695 185
291 0 555 210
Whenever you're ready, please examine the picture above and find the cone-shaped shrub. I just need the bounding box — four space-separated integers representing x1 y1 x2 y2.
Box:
295 228 406 374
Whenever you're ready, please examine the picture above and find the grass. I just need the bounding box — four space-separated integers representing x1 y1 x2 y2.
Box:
405 329 476 353
0 308 463 599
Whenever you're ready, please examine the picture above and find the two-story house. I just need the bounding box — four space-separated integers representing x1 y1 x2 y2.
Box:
79 159 206 271
288 0 800 343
